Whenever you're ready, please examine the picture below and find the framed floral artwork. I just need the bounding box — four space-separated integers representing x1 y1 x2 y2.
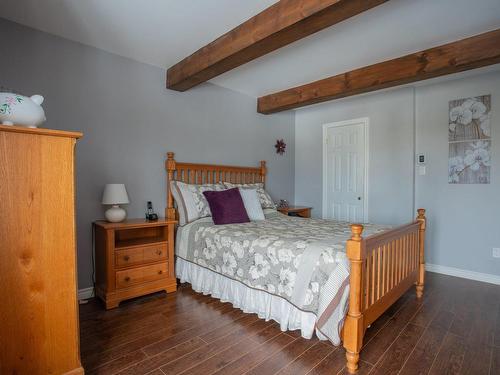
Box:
448 94 491 184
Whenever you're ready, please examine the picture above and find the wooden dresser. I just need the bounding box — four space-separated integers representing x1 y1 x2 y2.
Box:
0 125 83 374
94 219 177 309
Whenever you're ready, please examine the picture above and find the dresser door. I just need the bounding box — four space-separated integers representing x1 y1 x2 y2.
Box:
0 129 83 374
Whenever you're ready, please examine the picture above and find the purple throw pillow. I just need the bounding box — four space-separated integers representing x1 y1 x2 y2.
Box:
203 188 250 225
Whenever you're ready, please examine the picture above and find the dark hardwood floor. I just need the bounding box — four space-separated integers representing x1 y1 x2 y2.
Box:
80 272 500 375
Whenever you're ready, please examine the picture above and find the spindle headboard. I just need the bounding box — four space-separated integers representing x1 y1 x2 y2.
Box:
165 152 266 220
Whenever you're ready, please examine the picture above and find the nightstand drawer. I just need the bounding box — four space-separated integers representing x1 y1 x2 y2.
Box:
116 263 168 289
115 243 167 268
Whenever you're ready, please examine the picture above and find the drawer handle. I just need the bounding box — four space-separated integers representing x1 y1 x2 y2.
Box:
124 255 130 261
124 276 131 282
158 270 163 275
157 250 162 256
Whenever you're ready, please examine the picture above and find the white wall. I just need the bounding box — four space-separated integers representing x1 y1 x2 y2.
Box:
295 88 415 225
295 70 500 278
415 72 500 276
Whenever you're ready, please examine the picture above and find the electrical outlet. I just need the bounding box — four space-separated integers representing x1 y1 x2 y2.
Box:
493 248 500 258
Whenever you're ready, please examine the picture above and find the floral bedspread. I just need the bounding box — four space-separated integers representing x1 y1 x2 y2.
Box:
176 211 387 314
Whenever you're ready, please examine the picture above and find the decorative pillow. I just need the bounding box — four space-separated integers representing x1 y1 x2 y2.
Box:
170 181 225 225
239 188 265 221
203 188 250 225
223 182 276 209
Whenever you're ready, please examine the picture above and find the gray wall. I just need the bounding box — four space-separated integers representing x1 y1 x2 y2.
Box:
415 72 500 276
295 88 415 225
295 71 500 277
0 18 295 289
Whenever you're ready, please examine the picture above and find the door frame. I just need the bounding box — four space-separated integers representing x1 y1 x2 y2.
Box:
322 117 370 222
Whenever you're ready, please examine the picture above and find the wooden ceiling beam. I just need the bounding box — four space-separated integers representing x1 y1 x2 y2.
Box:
258 29 500 114
167 0 389 91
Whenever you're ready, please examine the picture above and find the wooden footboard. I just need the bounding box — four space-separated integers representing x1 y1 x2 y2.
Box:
343 209 426 373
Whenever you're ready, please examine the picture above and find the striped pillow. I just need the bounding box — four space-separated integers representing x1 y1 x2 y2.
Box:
170 181 225 225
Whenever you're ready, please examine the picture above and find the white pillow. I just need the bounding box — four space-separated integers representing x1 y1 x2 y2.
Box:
224 182 276 209
170 181 225 225
239 188 265 221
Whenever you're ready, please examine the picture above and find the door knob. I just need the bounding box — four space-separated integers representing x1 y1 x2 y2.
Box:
358 197 362 200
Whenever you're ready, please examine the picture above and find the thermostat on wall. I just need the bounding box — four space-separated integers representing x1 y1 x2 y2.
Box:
417 153 426 165
416 153 426 175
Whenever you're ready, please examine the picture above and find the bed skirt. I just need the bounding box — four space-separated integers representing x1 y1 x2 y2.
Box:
176 257 322 340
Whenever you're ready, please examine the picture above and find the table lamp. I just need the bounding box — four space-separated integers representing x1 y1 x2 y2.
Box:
102 184 129 222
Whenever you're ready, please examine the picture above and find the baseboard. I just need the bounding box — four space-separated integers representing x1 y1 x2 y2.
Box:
78 287 95 300
426 263 500 285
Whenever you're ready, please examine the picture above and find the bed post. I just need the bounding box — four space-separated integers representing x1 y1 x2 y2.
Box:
166 152 176 220
344 224 365 374
260 160 266 185
416 208 426 298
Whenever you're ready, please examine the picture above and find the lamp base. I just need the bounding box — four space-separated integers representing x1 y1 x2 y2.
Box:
105 205 127 223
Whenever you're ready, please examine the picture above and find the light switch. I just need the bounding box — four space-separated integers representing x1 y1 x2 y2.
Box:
418 165 426 175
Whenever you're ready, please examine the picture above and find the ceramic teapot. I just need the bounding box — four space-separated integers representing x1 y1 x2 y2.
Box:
0 93 46 128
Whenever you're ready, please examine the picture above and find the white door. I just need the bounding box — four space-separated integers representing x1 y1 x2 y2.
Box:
323 118 368 223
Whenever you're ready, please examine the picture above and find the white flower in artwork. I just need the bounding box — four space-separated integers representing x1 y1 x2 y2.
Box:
461 98 477 110
464 141 491 171
450 105 473 125
449 122 457 132
278 268 296 296
221 252 237 276
267 284 276 293
470 100 487 119
249 253 270 279
479 114 491 137
278 248 294 263
448 156 465 183
449 106 462 122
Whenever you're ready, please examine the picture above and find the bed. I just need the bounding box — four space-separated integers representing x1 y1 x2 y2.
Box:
165 152 426 374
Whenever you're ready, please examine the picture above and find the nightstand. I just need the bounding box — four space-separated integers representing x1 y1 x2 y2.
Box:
277 206 312 218
93 218 177 309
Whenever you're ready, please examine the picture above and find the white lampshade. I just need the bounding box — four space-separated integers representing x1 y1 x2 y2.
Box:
101 184 129 205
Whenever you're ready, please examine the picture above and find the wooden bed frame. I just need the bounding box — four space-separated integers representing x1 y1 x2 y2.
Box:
165 152 426 374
